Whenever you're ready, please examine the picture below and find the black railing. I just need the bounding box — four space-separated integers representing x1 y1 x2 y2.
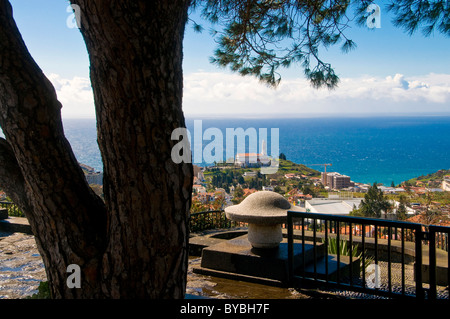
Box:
428 225 450 300
189 210 244 232
0 201 21 217
287 211 450 300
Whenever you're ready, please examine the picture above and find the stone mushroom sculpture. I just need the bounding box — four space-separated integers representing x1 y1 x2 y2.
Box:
225 191 305 249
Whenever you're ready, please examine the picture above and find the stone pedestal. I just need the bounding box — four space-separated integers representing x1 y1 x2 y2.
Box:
247 223 282 249
224 191 305 249
197 191 310 284
197 234 322 283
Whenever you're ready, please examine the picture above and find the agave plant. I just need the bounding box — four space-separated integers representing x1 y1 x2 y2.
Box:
323 237 374 271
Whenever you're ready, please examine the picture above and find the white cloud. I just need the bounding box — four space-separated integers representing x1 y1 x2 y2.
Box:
47 73 95 119
46 71 450 119
183 72 450 116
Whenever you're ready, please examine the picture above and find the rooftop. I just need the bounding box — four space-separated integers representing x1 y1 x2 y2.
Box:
305 198 363 215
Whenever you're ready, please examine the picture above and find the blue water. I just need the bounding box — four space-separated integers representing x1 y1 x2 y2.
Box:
4 116 450 186
183 116 450 186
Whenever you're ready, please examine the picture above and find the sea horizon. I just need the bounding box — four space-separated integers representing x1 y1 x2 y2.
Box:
2 114 449 187
56 114 450 187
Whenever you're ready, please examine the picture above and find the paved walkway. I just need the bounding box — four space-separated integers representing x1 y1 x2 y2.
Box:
1 219 448 299
0 231 46 299
0 230 310 299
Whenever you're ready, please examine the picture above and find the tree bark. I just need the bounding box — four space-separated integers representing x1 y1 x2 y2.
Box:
0 138 30 214
73 0 193 298
0 0 192 298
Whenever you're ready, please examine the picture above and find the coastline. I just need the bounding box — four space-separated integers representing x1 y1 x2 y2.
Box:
60 116 450 187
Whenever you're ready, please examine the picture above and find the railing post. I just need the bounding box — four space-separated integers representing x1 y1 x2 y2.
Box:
336 221 340 285
428 226 437 300
362 223 366 288
287 211 294 285
401 227 405 296
388 226 392 294
325 220 329 283
349 222 353 286
313 218 317 279
415 226 425 299
448 233 450 300
271 211 450 299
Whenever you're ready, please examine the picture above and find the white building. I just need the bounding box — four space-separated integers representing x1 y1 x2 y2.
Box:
243 171 257 177
322 172 354 189
235 153 270 167
305 198 415 220
197 170 205 182
85 172 103 185
442 175 450 191
378 186 406 194
234 140 271 167
193 185 206 194
390 200 416 216
79 163 103 185
305 198 363 216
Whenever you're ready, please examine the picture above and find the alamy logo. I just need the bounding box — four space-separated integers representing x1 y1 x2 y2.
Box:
66 4 81 29
66 264 81 289
366 264 381 288
171 120 279 174
366 4 381 29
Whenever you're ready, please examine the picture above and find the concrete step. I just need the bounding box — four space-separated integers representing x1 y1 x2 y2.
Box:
0 217 32 234
300 254 361 282
198 235 326 283
291 240 326 270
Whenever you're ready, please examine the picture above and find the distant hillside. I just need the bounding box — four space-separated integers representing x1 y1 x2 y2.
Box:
202 159 321 179
268 159 321 178
404 169 450 186
79 163 96 174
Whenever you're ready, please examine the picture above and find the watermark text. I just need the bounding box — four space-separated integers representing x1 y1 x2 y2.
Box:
171 120 279 174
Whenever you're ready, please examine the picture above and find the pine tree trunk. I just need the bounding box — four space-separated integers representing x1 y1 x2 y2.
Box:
75 0 193 298
0 0 192 298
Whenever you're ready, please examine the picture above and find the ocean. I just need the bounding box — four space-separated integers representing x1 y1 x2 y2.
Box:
3 116 450 186
183 116 450 186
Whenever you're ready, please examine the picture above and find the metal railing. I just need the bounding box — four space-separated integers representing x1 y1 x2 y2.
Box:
287 211 450 300
428 224 450 300
0 201 22 217
189 210 243 232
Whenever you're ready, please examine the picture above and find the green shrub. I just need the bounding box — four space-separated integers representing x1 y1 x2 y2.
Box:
27 281 51 299
323 237 374 271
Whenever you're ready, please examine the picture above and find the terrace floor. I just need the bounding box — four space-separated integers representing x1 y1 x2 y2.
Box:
1 217 448 299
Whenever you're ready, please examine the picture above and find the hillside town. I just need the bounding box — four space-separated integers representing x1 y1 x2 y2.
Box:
1 158 450 227
190 154 450 227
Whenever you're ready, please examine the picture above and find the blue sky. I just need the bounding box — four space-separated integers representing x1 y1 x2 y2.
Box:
8 0 450 118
